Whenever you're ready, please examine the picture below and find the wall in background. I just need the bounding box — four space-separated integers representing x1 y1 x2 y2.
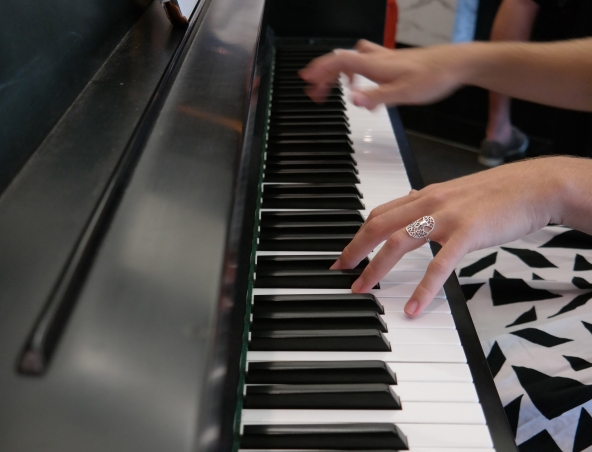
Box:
396 0 458 46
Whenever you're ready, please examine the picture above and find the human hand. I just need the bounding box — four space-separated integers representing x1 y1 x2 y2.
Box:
299 39 474 110
330 158 571 317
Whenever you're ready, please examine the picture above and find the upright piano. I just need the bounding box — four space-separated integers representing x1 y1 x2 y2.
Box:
0 0 517 451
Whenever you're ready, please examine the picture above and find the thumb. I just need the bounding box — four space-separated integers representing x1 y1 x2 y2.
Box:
351 82 410 109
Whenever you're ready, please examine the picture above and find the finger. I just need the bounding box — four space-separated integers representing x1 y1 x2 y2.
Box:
332 199 425 270
355 39 387 54
351 228 424 293
351 80 422 109
404 236 468 317
300 52 380 90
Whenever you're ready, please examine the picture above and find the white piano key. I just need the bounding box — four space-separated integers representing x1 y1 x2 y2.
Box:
379 297 450 313
402 424 493 449
371 284 446 299
376 270 425 283
383 328 460 344
247 345 467 363
240 402 485 425
383 312 456 329
395 382 478 403
252 286 447 299
391 363 473 382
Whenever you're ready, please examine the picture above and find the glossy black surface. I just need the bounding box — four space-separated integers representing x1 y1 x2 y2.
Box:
0 0 152 192
0 0 266 449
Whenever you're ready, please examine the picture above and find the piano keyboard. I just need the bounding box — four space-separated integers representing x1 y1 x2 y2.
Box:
239 47 495 452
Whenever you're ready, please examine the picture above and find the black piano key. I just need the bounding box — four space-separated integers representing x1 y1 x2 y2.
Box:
261 194 364 210
260 210 364 223
254 269 379 289
252 294 384 314
266 160 358 173
271 102 345 113
255 255 368 272
250 311 387 331
263 169 360 184
267 142 354 153
270 115 349 126
260 221 362 235
258 234 354 252
266 154 357 165
245 360 397 384
249 329 391 351
262 183 361 195
241 423 409 450
243 383 401 410
269 124 350 136
274 87 342 97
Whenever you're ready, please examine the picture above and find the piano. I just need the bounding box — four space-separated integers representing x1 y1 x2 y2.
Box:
0 0 517 451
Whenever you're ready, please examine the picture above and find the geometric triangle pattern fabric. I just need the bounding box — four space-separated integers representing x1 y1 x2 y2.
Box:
460 282 485 301
574 254 592 271
572 277 592 290
510 328 573 347
540 230 592 249
487 341 506 378
457 225 592 451
506 306 537 328
548 292 592 319
502 247 558 268
493 269 507 279
573 408 592 452
517 429 562 452
458 251 497 277
512 366 592 420
490 278 562 306
563 355 592 372
504 394 523 438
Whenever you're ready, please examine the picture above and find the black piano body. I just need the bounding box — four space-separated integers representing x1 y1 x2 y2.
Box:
0 1 517 451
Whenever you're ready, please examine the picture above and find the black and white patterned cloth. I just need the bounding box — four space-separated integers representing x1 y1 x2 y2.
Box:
458 225 592 451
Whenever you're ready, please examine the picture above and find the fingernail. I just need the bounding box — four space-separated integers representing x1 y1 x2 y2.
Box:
351 277 364 293
330 259 342 270
404 300 419 316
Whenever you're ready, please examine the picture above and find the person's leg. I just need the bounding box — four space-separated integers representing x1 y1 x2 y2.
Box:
486 0 540 144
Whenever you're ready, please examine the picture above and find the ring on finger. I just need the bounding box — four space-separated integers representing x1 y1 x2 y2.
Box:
406 215 435 243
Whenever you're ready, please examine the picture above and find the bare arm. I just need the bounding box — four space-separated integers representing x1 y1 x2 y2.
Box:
300 39 592 111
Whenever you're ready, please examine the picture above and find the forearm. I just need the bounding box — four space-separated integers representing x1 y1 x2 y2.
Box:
462 39 592 111
551 157 592 234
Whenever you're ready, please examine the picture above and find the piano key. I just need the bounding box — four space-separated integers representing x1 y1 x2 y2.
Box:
253 269 373 289
267 141 353 153
247 344 467 363
260 223 361 235
257 234 355 252
269 124 350 135
263 169 360 184
252 286 447 299
255 255 368 272
265 153 357 164
265 161 358 173
240 423 408 450
378 297 450 313
240 401 485 424
260 209 365 224
243 383 402 410
250 311 388 332
248 329 391 352
273 87 343 97
245 360 397 384
261 193 365 210
252 294 384 314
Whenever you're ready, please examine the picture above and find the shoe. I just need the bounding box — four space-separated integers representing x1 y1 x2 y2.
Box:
478 127 529 167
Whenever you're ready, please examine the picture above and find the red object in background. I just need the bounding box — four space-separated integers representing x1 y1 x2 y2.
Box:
383 0 398 48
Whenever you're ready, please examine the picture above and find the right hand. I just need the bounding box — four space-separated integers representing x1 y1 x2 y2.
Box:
299 39 473 110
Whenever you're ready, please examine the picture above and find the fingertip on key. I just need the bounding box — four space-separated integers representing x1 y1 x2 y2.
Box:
351 277 364 293
329 258 342 270
404 300 419 317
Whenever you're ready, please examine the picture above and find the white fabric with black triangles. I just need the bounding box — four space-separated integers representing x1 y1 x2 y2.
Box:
457 225 592 452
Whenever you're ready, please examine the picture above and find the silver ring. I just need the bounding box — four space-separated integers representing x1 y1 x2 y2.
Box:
406 216 435 242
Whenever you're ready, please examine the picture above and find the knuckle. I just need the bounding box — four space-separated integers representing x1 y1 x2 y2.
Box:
385 232 405 249
428 257 451 277
365 216 385 237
